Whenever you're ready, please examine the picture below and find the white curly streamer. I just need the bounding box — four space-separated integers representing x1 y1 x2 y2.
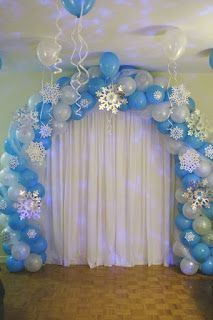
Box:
53 0 63 75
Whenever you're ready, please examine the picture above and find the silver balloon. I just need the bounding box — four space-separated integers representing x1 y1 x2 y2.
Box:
192 216 211 235
162 28 187 61
61 86 78 105
182 202 201 219
0 214 8 227
194 157 212 178
173 241 190 258
12 241 30 261
151 102 170 122
206 171 213 189
180 257 199 275
117 77 136 96
1 227 20 244
88 66 102 79
24 253 43 272
52 120 68 135
165 136 184 155
53 103 71 122
28 93 42 110
0 153 10 168
135 71 153 91
8 184 26 202
202 230 213 247
16 127 35 145
175 188 187 204
0 168 18 187
154 77 168 89
170 105 190 123
36 39 61 67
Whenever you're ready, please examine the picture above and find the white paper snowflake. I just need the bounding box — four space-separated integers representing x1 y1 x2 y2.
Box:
40 83 61 105
153 90 163 101
0 199 7 210
96 85 128 114
26 142 46 165
169 84 190 106
13 106 39 130
179 149 200 173
204 145 213 160
39 124 52 138
184 231 195 242
186 109 209 141
14 190 42 220
8 155 19 170
170 126 184 140
27 228 37 239
183 187 211 211
79 99 90 109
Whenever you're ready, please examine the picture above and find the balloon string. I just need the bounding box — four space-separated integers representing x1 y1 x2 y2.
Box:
167 60 178 118
53 0 63 75
106 111 113 135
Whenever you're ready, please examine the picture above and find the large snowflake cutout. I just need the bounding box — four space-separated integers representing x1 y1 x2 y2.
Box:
204 145 213 160
26 142 46 165
179 149 200 173
96 85 127 114
170 126 184 140
14 190 42 220
8 155 19 170
169 84 190 106
13 106 39 130
186 109 209 141
39 124 52 138
0 199 7 210
40 83 61 105
27 228 37 239
183 187 211 211
184 231 195 242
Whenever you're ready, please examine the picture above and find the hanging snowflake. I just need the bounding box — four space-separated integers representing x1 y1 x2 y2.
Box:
169 84 190 106
13 106 39 130
179 149 200 173
26 142 46 165
0 199 7 210
8 155 19 170
204 145 213 160
14 190 42 220
153 90 163 101
186 109 209 141
96 84 128 114
40 83 61 105
27 229 37 239
184 231 196 242
170 126 184 140
39 124 52 138
79 99 90 109
182 187 211 211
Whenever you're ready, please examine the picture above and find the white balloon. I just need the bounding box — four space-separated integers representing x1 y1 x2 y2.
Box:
0 153 10 168
28 93 42 110
173 241 190 258
12 241 30 261
154 77 168 89
151 102 170 122
88 66 102 79
175 188 187 204
24 254 43 272
8 184 26 202
36 39 61 67
53 103 71 122
117 77 136 96
194 157 212 178
0 168 18 187
180 258 199 275
52 120 68 135
162 28 187 61
61 86 78 105
135 71 153 91
170 105 190 123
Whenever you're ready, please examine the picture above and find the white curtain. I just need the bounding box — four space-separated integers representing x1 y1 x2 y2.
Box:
42 109 174 268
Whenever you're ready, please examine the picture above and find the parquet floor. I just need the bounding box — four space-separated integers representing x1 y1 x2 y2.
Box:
1 264 213 320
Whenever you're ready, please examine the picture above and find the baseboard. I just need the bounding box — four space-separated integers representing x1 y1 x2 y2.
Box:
0 256 6 263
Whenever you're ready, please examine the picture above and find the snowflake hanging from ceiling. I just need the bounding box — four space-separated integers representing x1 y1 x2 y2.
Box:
13 106 39 130
170 126 184 141
27 228 37 239
183 187 211 211
184 231 196 242
169 84 190 106
96 84 128 114
8 155 19 170
40 83 61 105
186 109 209 141
153 90 163 101
79 98 90 109
179 149 200 173
204 145 213 160
39 124 52 138
26 142 46 165
0 199 7 210
14 190 42 220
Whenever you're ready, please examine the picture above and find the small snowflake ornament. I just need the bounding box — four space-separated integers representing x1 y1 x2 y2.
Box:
96 84 127 114
27 228 37 239
204 145 213 160
26 142 46 165
13 106 39 130
179 149 200 173
40 83 61 105
0 199 7 210
170 126 184 141
8 155 19 170
184 231 195 242
79 99 90 109
39 124 52 138
182 186 212 211
169 84 190 106
14 190 42 220
153 90 163 101
186 109 209 141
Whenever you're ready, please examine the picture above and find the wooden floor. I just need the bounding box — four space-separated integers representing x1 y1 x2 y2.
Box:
1 264 213 320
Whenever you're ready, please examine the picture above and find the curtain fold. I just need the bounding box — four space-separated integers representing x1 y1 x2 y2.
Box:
42 109 174 268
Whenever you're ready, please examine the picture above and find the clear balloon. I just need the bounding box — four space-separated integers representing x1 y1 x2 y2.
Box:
192 216 211 235
202 230 213 247
88 66 102 79
28 93 42 110
0 168 18 187
194 157 212 178
151 102 170 122
135 71 153 91
61 86 78 105
16 127 35 145
36 39 61 67
182 202 201 220
154 77 168 89
24 253 43 272
170 105 190 123
8 184 26 202
12 241 30 261
180 257 199 275
162 28 187 61
53 103 71 122
52 120 69 135
117 77 136 96
1 227 20 244
0 152 10 168
175 188 187 204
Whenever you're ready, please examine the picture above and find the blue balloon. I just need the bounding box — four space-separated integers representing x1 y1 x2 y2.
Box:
40 251 47 264
61 0 96 17
8 214 27 231
201 256 213 275
181 229 201 248
191 243 210 263
28 183 45 198
146 85 165 104
100 52 120 78
156 119 174 134
119 104 130 112
78 92 97 111
175 161 188 178
188 97 196 112
19 169 38 188
88 77 105 96
56 76 71 88
0 203 17 215
209 49 213 69
182 173 201 190
36 102 52 123
128 91 147 110
3 242 12 255
21 225 41 244
40 137 52 150
6 256 24 272
202 202 213 220
30 236 48 254
175 214 192 231
4 139 17 156
185 135 205 149
70 104 86 120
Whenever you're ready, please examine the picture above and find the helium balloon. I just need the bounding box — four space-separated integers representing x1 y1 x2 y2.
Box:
162 28 187 61
175 214 192 231
30 236 48 254
128 91 147 110
201 257 213 275
61 86 78 105
1 152 11 168
21 225 41 244
194 157 212 178
202 230 213 247
135 71 153 91
117 77 136 96
16 127 35 145
88 66 102 79
36 102 52 123
37 39 61 67
146 85 165 104
151 102 170 122
100 52 120 78
170 105 190 123
61 0 96 17
8 214 27 231
6 256 24 272
182 202 201 220
0 168 18 187
180 257 199 275
28 183 45 198
182 173 201 189
24 253 42 272
8 184 26 202
156 119 174 134
88 77 105 96
191 242 210 263
4 138 17 156
53 103 71 122
192 216 211 236
181 229 201 248
173 241 190 258
12 241 30 261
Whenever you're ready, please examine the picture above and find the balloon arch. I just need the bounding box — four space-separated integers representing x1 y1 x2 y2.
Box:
0 0 213 276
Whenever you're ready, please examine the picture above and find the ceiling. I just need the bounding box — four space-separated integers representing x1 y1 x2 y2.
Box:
1 0 213 73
